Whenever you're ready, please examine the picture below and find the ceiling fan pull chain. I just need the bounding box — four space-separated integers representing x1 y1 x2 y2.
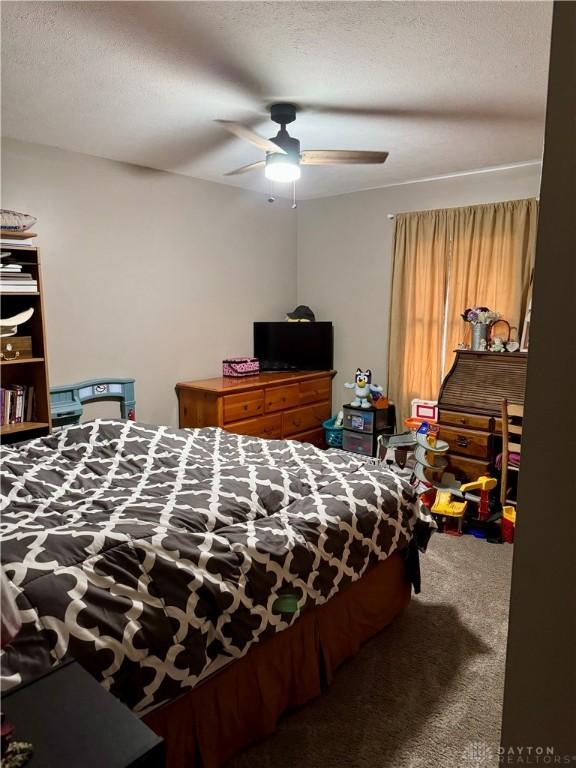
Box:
267 178 276 204
292 181 297 209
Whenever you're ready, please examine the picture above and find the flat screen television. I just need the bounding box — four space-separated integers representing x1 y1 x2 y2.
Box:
254 322 333 371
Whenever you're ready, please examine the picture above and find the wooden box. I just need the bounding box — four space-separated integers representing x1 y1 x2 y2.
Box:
1 335 33 361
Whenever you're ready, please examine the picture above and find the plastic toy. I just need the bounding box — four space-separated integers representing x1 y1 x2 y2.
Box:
377 431 417 477
50 378 136 428
502 505 516 543
413 423 449 485
460 476 498 520
431 490 468 517
414 421 499 537
272 592 300 615
344 368 383 409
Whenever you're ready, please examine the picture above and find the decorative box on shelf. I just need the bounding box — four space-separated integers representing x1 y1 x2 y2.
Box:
1 335 33 361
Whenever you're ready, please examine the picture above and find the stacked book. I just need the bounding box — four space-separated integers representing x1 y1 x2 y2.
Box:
0 255 38 293
0 232 36 249
1 385 35 425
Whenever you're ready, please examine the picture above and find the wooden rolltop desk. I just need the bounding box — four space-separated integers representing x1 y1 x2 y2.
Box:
437 350 528 482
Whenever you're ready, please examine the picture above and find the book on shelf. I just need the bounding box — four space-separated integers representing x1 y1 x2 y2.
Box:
0 385 35 426
0 270 37 290
0 265 23 272
0 230 37 239
0 239 36 248
0 275 34 281
0 282 38 292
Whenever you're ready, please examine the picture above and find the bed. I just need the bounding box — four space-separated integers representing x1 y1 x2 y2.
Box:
0 420 434 766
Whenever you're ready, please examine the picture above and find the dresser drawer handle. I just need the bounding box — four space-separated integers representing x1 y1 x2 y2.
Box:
293 418 302 427
456 436 469 447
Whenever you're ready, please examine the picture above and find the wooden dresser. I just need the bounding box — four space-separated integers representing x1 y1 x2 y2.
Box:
437 350 528 482
176 371 335 447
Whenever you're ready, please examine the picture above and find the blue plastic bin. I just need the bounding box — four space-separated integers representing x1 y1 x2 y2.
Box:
323 416 344 448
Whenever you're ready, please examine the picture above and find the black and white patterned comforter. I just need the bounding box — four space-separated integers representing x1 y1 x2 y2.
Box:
0 420 434 714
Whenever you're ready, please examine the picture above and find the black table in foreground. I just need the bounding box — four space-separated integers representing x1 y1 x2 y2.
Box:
1 661 164 767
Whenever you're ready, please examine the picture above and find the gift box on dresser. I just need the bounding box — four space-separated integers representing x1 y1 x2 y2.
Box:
222 357 260 377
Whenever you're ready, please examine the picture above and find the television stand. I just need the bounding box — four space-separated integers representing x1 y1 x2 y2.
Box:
259 361 299 372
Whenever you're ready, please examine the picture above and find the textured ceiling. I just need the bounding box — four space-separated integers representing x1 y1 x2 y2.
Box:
1 1 552 199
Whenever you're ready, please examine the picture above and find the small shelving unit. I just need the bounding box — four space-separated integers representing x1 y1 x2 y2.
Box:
1 234 51 444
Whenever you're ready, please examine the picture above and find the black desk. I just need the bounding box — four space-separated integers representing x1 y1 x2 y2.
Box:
2 662 164 767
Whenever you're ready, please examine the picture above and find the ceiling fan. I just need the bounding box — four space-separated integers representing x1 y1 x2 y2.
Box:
216 103 389 183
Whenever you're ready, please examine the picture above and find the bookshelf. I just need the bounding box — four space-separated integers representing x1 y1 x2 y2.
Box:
1 236 51 444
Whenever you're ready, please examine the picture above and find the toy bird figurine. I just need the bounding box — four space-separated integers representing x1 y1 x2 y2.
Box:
344 368 383 409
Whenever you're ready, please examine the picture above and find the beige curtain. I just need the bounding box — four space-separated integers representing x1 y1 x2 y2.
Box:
387 209 451 426
444 199 538 368
388 199 537 426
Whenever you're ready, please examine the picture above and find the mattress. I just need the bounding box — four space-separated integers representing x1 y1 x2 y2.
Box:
0 420 434 714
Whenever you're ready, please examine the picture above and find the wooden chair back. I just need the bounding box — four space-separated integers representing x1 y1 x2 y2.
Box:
500 399 524 506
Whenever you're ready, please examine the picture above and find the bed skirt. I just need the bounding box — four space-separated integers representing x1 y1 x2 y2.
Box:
143 551 411 768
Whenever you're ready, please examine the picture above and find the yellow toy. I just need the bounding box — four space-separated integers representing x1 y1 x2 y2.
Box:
460 476 498 494
431 490 467 517
502 505 516 543
431 490 468 534
460 476 497 520
415 424 500 537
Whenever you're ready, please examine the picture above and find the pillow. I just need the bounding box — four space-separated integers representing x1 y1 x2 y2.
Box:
0 209 37 232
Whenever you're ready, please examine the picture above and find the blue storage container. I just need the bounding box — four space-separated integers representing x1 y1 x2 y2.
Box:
323 416 344 448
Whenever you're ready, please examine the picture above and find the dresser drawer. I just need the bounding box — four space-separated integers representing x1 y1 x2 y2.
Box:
223 389 264 423
446 455 491 483
299 377 332 405
283 402 331 437
439 410 492 431
288 428 325 448
264 384 300 413
439 425 491 459
342 429 376 457
224 413 282 439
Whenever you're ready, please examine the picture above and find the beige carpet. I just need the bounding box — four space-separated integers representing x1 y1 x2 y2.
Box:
228 534 513 768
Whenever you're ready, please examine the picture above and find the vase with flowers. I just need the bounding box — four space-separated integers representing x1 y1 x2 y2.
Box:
461 306 500 351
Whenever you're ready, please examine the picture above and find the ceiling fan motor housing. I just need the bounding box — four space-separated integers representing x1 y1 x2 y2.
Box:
270 102 297 126
268 132 301 162
269 104 300 162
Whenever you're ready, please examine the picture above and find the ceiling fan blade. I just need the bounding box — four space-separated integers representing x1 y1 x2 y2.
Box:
301 150 389 165
215 120 286 155
224 160 266 176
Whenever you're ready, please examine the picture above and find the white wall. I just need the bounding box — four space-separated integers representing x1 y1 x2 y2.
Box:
296 164 542 411
1 139 297 425
1 138 542 427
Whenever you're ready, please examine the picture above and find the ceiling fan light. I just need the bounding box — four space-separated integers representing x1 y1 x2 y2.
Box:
265 157 301 183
